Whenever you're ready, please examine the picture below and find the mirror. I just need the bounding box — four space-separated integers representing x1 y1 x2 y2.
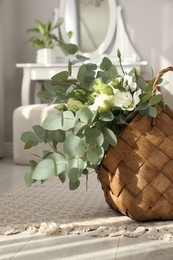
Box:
59 0 117 58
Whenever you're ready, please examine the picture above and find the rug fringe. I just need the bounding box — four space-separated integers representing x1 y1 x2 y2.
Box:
1 222 173 241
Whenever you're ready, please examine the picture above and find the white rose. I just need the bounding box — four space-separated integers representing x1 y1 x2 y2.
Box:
89 93 112 111
111 89 133 109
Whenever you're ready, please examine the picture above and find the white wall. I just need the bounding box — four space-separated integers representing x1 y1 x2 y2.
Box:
2 0 173 144
2 0 60 144
0 0 5 157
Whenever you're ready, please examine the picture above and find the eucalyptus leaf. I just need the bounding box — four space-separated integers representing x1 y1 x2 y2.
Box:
104 127 117 146
77 64 95 86
32 159 55 180
69 180 80 190
157 78 169 86
135 103 149 111
42 112 63 130
86 146 104 165
100 57 112 71
44 82 67 99
37 91 49 100
148 106 158 118
96 65 118 83
61 110 76 130
29 160 38 170
61 43 78 54
64 135 85 157
99 111 114 121
47 152 67 177
21 131 39 149
144 79 155 92
140 91 152 103
24 169 36 187
33 125 48 142
136 75 146 90
51 71 69 82
149 94 162 105
68 158 86 183
77 107 93 124
50 130 66 143
85 128 104 146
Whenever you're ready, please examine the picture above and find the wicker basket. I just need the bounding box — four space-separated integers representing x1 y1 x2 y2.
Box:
99 66 173 221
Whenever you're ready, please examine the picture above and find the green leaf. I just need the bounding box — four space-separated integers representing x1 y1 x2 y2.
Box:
44 82 66 99
136 75 146 90
42 113 63 130
85 128 104 146
32 159 54 180
33 125 48 142
21 131 39 149
50 130 66 143
140 91 152 103
68 158 86 183
149 94 162 105
51 71 69 82
144 79 155 92
99 111 114 121
100 57 112 71
37 91 49 100
77 64 96 86
48 152 67 178
69 180 80 190
24 169 36 187
135 103 149 111
148 106 157 118
96 65 118 83
104 127 117 146
29 160 38 170
61 43 78 54
157 78 169 86
64 135 85 157
86 146 104 165
61 110 76 130
58 172 67 183
77 107 93 124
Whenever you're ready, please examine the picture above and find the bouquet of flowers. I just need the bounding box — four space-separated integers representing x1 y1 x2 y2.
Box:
21 50 166 191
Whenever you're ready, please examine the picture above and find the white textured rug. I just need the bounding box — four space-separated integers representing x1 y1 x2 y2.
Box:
1 172 173 241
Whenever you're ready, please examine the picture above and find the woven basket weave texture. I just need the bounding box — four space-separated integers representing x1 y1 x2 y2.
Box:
99 66 173 221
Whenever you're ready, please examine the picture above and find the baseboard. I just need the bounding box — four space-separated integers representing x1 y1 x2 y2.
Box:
5 142 13 157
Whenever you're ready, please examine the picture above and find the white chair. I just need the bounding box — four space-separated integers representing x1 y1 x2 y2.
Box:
13 104 57 165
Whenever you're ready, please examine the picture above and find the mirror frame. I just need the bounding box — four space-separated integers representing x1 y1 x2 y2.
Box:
59 0 117 58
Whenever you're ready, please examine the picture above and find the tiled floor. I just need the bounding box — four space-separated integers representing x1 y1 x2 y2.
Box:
0 157 173 260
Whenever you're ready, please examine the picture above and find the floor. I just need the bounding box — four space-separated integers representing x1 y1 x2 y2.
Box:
1 157 173 260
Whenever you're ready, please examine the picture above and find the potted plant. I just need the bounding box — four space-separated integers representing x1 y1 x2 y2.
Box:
26 18 77 63
21 49 173 221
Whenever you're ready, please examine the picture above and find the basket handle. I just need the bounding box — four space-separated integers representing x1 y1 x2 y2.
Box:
152 66 173 94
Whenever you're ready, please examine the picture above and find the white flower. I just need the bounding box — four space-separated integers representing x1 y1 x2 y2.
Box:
89 93 112 111
126 89 142 111
111 89 133 109
123 75 137 91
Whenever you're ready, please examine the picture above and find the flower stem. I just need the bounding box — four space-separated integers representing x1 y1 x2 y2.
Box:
117 49 126 75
